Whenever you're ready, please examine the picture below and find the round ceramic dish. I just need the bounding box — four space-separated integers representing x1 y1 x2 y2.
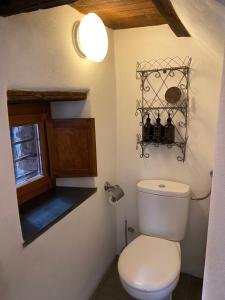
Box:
165 87 181 104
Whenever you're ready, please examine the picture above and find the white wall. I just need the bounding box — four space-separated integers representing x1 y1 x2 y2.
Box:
172 0 225 58
114 25 223 277
0 6 117 300
202 53 225 300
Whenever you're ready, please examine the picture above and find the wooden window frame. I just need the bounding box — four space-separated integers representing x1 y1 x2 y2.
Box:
8 103 54 205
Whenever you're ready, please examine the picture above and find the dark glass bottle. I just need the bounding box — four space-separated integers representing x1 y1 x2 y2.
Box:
148 116 154 143
164 113 175 144
143 114 153 142
153 113 164 143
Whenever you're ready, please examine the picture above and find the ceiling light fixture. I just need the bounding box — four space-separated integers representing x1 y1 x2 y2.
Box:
73 13 108 63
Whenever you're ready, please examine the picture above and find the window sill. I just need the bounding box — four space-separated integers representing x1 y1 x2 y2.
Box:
19 186 97 246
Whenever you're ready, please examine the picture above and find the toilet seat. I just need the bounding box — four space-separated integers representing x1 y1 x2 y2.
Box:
118 235 181 293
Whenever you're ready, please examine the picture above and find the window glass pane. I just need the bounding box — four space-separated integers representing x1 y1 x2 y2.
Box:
10 124 43 185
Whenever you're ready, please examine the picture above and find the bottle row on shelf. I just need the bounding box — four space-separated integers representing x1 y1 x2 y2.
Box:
143 113 175 144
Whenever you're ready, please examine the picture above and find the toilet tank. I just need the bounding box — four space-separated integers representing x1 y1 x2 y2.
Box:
137 180 190 241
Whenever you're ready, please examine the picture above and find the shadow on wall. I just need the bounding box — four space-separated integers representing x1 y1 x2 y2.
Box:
0 262 10 300
181 196 210 276
51 99 91 119
216 0 225 6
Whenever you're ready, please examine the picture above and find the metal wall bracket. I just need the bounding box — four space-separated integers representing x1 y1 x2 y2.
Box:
136 56 192 162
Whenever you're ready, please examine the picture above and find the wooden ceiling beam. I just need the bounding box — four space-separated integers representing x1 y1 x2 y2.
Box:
0 0 78 17
105 14 165 30
7 90 88 104
72 0 166 30
151 0 190 37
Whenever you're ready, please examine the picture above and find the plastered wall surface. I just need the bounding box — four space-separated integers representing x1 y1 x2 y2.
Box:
172 0 225 57
114 24 223 277
202 53 225 300
0 6 117 300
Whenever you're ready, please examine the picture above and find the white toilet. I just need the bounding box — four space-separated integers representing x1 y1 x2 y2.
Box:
118 179 190 300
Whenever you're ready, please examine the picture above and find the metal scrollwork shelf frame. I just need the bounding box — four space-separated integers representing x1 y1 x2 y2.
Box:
135 56 192 162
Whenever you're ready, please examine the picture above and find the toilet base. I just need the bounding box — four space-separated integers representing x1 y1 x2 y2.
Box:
120 276 178 300
159 295 172 300
158 297 171 300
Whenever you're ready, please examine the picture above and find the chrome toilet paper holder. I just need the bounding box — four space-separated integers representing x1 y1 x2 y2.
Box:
104 181 114 191
104 181 125 203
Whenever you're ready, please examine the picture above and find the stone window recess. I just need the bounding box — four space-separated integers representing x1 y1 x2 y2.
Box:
7 90 98 244
7 90 97 205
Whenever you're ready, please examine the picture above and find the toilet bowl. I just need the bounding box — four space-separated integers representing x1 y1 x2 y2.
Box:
118 235 181 300
118 180 190 300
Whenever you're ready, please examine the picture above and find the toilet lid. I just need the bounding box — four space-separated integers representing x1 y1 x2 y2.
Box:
118 235 181 292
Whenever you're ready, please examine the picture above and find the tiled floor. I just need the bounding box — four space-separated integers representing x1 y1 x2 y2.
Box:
91 258 203 300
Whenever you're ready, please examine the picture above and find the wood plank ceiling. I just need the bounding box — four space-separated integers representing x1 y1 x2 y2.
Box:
72 0 190 37
0 0 190 37
72 0 166 30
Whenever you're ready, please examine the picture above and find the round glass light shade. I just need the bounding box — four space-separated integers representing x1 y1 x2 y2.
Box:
75 13 108 62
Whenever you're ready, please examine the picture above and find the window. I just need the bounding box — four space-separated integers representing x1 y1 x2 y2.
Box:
8 105 53 205
10 124 43 186
8 96 97 206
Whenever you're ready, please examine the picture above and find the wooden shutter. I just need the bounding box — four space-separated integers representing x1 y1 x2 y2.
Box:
46 118 97 177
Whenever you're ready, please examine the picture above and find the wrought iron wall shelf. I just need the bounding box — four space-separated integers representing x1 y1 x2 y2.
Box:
135 57 192 162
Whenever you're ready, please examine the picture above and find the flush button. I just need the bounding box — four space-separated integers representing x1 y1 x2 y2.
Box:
158 184 166 188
